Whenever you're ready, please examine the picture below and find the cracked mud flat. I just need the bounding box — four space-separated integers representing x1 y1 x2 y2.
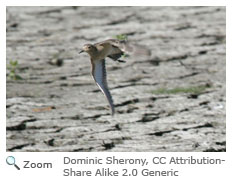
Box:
6 6 226 152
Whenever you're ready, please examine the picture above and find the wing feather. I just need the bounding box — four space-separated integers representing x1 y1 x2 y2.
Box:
91 59 115 115
97 39 151 56
112 40 151 56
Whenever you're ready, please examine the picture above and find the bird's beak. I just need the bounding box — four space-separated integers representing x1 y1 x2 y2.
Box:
79 50 84 54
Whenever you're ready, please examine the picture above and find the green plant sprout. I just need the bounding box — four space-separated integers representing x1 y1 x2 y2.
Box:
114 34 128 41
7 60 23 80
151 85 211 95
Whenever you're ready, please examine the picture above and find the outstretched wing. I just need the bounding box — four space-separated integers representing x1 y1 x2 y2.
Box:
99 39 151 56
91 59 115 115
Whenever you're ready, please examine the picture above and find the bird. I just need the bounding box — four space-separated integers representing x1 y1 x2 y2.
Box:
79 39 151 115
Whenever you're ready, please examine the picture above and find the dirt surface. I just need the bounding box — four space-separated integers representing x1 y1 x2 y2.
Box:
6 6 226 152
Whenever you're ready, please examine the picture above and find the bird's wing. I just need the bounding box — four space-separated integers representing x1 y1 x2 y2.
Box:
112 40 151 56
95 39 118 46
98 39 151 56
91 59 115 115
107 53 124 61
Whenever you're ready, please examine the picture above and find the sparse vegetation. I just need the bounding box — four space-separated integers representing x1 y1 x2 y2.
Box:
113 34 129 58
114 34 128 41
7 60 23 80
151 85 211 95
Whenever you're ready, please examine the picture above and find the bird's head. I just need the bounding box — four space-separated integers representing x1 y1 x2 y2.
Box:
79 44 97 54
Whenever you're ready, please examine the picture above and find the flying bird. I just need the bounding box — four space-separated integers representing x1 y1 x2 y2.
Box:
79 39 151 115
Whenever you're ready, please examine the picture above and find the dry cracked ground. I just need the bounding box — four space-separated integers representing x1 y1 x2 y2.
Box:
6 6 226 152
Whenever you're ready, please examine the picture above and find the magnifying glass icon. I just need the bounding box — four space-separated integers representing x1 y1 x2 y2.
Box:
6 156 20 170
